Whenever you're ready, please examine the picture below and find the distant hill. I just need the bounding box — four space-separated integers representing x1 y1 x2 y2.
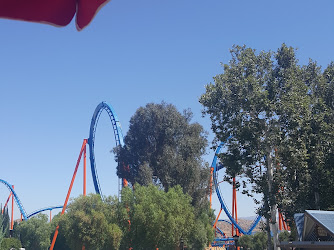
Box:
215 218 264 238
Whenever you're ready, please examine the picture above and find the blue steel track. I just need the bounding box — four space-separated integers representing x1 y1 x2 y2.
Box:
27 206 63 219
0 179 28 220
88 101 124 197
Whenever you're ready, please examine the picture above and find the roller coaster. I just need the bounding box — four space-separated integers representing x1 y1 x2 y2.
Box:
208 138 261 247
1 102 124 239
209 137 290 247
1 101 288 249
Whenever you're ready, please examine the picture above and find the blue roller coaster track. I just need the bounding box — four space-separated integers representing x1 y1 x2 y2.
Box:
27 206 63 219
212 136 262 236
88 101 125 197
0 179 28 220
0 179 63 221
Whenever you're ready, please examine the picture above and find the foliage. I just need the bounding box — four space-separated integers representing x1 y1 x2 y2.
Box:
0 212 4 245
253 232 271 250
119 185 212 250
116 102 210 209
16 213 51 250
1 208 10 238
0 237 21 250
189 204 215 250
199 44 334 249
50 213 71 250
279 60 334 216
238 234 253 249
239 232 271 250
57 194 122 250
278 230 291 242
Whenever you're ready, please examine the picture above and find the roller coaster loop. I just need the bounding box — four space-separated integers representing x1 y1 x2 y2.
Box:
211 137 262 235
51 102 125 250
0 179 28 220
88 101 124 197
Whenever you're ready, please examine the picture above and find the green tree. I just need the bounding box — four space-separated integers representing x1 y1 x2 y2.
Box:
189 205 215 250
50 213 71 250
0 237 21 250
278 230 291 242
239 232 272 250
2 208 10 238
200 44 314 249
17 213 51 250
116 102 210 209
279 60 334 216
0 212 4 245
119 185 211 250
238 234 253 249
57 194 122 250
253 232 270 250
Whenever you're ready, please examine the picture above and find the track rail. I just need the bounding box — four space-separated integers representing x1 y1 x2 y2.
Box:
0 179 27 220
27 206 63 219
88 101 124 197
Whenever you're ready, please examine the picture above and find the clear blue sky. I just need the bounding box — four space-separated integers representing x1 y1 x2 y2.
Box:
1 0 334 221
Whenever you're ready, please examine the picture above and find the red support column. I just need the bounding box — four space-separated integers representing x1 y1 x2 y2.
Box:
278 211 283 231
2 192 12 214
50 139 87 250
232 178 235 236
232 177 239 250
213 208 223 231
83 142 87 250
234 181 239 236
83 143 86 197
209 167 214 209
11 185 14 231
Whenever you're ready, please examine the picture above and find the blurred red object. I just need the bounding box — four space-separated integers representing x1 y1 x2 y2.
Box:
0 0 110 31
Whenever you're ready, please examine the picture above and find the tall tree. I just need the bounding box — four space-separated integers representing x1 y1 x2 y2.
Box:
200 44 312 249
0 211 4 245
116 102 210 209
1 208 9 238
279 60 334 216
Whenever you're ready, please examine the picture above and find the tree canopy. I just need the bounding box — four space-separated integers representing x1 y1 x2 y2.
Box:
56 194 122 250
116 102 210 209
118 185 214 250
16 213 51 250
47 186 213 250
199 44 334 249
0 237 21 250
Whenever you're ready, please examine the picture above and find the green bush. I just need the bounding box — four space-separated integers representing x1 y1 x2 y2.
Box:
0 237 22 250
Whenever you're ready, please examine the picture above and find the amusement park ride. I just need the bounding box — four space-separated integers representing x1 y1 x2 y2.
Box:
1 101 289 249
208 138 290 247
